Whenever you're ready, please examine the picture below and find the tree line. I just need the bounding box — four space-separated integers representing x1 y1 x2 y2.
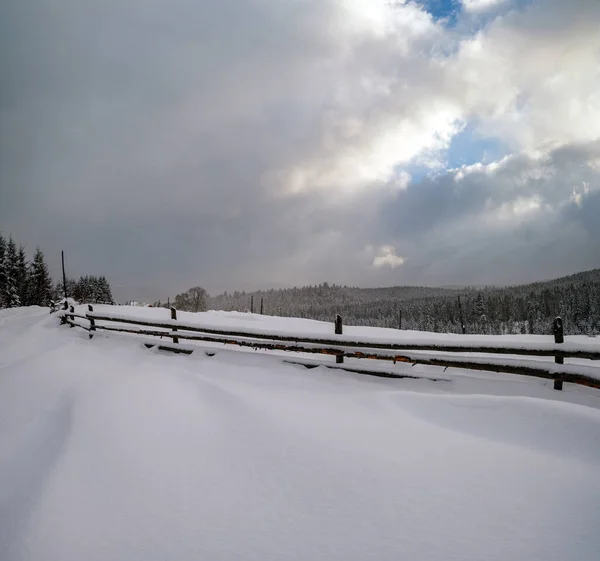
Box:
0 233 114 309
205 270 600 336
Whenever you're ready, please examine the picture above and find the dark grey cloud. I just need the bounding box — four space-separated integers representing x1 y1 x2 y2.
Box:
1 0 599 302
372 141 600 286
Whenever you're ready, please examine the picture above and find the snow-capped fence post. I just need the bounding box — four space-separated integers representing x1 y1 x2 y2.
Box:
171 307 179 344
335 314 344 364
88 305 95 339
60 300 68 324
69 305 75 327
553 317 564 390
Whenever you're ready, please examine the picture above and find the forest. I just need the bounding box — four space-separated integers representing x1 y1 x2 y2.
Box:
3 230 598 336
0 233 113 308
207 269 600 336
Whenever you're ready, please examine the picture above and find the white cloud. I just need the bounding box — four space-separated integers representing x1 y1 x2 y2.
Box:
494 195 542 221
461 0 507 13
450 0 600 153
373 245 405 268
3 0 600 294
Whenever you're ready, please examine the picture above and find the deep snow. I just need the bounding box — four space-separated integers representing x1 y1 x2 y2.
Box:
80 304 600 353
1 307 600 561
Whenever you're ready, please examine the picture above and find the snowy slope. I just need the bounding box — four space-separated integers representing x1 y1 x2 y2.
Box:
1 307 600 561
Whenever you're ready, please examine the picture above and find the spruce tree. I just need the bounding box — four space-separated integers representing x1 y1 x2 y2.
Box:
0 234 6 308
55 277 77 301
99 276 113 304
4 237 20 307
16 246 29 306
29 248 53 306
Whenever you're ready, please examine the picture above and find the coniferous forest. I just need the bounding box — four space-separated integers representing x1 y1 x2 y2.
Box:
208 270 600 336
3 230 598 336
0 233 113 308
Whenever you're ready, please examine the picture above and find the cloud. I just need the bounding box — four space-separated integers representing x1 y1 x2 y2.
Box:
374 140 600 286
1 0 599 300
373 246 405 268
461 0 507 13
449 0 600 152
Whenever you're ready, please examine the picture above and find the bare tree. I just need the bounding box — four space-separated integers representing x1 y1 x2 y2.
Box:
174 286 208 312
188 286 208 312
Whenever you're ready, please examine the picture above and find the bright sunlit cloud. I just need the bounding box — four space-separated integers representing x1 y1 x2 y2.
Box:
373 245 405 268
1 0 599 297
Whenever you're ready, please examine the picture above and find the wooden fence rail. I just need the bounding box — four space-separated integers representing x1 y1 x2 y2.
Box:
59 307 600 391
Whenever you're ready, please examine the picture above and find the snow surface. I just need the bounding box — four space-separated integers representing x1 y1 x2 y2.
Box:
63 304 600 382
75 304 600 354
2 307 600 561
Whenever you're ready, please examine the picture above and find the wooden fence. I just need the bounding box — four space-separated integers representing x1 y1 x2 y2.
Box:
59 304 600 391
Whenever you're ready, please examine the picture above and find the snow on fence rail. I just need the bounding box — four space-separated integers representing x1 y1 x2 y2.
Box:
58 304 600 391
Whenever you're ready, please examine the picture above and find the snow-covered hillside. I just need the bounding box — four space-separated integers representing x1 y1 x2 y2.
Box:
1 307 600 561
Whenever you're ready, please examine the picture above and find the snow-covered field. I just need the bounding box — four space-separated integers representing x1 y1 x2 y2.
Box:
76 304 600 351
1 307 600 560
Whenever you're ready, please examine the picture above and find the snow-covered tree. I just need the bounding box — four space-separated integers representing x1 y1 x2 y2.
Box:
16 246 29 306
29 248 53 306
4 237 21 308
0 234 6 308
70 275 114 304
98 276 113 304
55 277 77 301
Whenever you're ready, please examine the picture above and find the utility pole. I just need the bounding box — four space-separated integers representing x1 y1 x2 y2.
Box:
61 250 68 301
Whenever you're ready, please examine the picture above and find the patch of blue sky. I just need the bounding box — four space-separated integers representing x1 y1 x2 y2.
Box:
414 0 532 29
415 0 462 26
444 122 509 169
394 123 509 184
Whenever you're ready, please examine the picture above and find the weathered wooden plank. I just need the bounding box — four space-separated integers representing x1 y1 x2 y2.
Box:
86 313 600 360
63 314 600 389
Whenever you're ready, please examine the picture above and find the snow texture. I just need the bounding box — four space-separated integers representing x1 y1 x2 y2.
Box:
76 305 600 353
1 307 600 561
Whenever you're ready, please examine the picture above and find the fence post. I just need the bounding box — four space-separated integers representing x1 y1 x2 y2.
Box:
335 314 343 364
260 298 264 315
399 308 402 330
69 305 75 328
88 305 95 339
553 316 564 390
60 300 68 324
250 295 254 314
171 307 179 344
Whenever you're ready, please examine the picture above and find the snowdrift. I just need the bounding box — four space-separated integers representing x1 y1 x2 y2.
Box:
1 307 600 561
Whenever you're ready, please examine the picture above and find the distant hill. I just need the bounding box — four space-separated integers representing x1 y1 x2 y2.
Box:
208 269 600 336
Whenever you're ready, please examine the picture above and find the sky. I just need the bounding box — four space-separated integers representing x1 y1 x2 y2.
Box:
1 0 599 302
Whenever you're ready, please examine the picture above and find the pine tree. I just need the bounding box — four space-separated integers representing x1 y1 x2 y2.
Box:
29 248 53 306
55 277 77 301
98 276 113 304
0 234 6 308
16 246 29 306
4 237 21 307
527 298 536 334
